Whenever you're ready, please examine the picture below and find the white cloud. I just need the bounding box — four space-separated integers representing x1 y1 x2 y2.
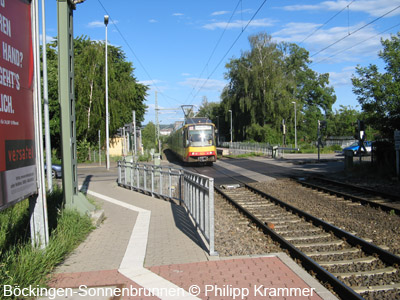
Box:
211 10 230 16
88 21 104 28
139 80 161 86
149 19 158 23
181 73 191 76
273 22 386 62
329 66 356 86
88 19 118 28
283 0 400 17
179 77 227 91
40 34 56 44
172 13 184 16
203 18 275 30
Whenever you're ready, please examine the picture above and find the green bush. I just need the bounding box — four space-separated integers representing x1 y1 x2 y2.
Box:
76 139 91 162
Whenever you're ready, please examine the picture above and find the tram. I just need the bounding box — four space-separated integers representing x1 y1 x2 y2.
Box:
168 117 217 165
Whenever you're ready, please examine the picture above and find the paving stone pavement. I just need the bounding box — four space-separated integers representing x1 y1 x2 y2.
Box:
40 163 338 300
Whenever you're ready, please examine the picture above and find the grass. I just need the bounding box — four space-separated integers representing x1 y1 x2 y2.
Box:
0 186 94 299
225 152 265 159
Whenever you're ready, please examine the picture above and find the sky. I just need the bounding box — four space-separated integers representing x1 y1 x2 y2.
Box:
41 0 400 126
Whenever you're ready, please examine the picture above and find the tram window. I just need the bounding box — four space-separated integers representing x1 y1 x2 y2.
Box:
188 130 214 146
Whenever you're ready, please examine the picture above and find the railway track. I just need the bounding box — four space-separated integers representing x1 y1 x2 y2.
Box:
295 176 400 215
215 183 400 300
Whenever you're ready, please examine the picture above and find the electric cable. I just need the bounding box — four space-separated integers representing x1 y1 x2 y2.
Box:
310 4 400 58
184 0 242 103
300 0 355 45
311 22 400 66
189 0 268 103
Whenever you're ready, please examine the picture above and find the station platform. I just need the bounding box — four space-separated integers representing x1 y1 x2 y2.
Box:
43 163 337 300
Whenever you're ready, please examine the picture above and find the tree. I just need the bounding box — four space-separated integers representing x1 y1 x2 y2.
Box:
45 36 148 156
352 32 400 139
221 32 336 144
141 122 156 150
327 105 360 137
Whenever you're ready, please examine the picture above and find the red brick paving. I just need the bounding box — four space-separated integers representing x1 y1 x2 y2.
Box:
47 256 324 299
48 270 159 300
148 256 323 300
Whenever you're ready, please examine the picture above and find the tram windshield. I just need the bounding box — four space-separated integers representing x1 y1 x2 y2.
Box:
188 125 214 147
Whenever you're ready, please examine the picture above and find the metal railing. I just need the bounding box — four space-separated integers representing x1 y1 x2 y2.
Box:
117 160 216 255
222 141 296 157
222 141 275 156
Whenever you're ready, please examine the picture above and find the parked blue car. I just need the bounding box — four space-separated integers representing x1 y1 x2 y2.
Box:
343 141 372 155
44 163 62 178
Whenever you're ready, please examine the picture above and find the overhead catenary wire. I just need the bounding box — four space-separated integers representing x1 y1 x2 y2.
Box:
311 22 400 66
300 0 355 45
97 0 181 105
189 0 268 104
310 4 400 58
184 0 242 104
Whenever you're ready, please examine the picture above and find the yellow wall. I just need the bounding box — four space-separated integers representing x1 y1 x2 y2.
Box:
109 137 124 156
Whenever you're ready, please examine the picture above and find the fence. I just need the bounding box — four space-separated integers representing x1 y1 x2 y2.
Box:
117 160 216 255
222 141 275 156
221 141 300 157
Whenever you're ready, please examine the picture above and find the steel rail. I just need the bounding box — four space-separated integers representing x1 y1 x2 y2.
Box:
215 185 363 300
295 176 400 216
244 183 400 266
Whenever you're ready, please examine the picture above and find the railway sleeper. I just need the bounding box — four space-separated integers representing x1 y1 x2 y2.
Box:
272 223 314 229
352 282 400 293
318 256 377 267
275 227 322 235
241 203 274 207
284 233 332 241
259 213 298 219
332 266 397 278
295 240 344 248
259 218 301 224
234 200 270 205
304 248 361 257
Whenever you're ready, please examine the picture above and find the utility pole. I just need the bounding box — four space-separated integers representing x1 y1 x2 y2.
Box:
229 109 233 144
155 91 160 152
98 130 101 166
31 0 49 248
104 15 110 170
41 0 52 192
292 101 297 150
58 0 94 214
133 110 137 158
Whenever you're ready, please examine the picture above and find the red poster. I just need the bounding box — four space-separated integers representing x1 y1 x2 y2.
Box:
0 0 37 211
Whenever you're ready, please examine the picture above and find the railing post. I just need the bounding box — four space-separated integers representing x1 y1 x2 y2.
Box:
159 167 163 196
118 161 121 184
136 164 140 190
144 165 147 192
130 162 134 190
151 165 154 195
169 168 172 198
209 177 215 255
180 170 183 205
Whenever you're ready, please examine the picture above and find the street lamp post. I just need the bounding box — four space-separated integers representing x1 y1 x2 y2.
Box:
292 101 297 149
104 15 110 170
228 109 233 144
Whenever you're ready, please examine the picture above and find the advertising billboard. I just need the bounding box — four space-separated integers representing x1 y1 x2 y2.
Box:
0 0 37 211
